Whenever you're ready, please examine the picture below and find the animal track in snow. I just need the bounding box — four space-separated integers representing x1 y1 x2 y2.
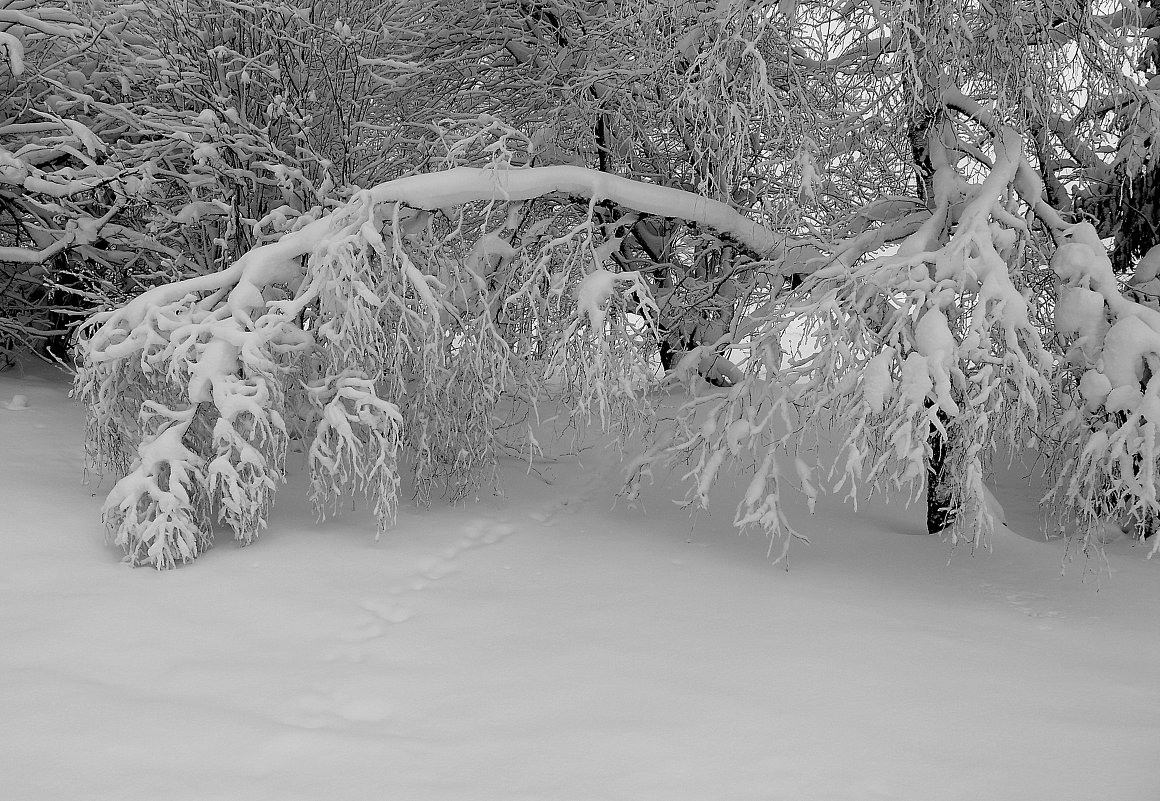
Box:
980 583 1061 619
360 598 414 624
286 685 396 729
1003 591 1061 618
422 559 459 580
338 619 386 642
460 518 514 545
331 515 515 650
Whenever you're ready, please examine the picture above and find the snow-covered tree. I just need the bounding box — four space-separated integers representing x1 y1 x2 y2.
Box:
74 0 1160 566
0 0 146 364
1 0 423 365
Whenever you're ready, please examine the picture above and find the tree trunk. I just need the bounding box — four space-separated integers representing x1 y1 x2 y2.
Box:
926 408 955 535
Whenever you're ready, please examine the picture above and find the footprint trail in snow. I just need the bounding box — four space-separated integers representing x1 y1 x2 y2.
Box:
299 513 518 731
299 457 606 732
324 514 515 657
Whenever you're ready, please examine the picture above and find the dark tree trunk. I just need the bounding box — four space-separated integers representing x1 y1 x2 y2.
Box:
926 407 955 534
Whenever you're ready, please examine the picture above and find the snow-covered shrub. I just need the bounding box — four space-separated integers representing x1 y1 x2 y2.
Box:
0 1 138 362
1 0 447 369
0 0 339 363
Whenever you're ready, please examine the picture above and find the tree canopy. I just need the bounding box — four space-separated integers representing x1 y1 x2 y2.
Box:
5 0 1160 566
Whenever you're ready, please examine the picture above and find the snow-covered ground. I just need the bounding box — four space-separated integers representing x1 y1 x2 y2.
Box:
2 362 1158 800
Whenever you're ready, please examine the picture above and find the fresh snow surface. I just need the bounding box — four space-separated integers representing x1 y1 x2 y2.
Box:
2 363 1159 800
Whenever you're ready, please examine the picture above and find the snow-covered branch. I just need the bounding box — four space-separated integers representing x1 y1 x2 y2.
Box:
78 156 781 566
86 164 781 361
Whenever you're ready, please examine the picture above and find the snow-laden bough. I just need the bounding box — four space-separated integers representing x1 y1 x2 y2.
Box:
77 165 781 567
